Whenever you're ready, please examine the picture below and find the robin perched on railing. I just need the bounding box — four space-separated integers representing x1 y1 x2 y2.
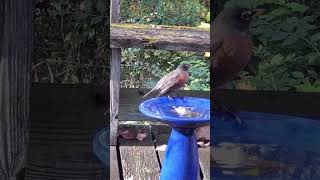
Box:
143 64 190 100
211 7 264 126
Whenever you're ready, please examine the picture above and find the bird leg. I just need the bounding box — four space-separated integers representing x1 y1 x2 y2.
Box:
165 91 177 102
213 102 246 128
167 94 174 101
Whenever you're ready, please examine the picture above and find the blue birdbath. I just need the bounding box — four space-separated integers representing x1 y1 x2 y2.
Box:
92 127 109 167
139 97 210 180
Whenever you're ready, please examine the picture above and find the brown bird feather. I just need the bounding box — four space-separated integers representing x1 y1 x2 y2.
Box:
211 7 264 88
143 64 190 98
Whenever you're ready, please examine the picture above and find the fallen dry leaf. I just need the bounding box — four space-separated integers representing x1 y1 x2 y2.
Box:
197 141 210 148
136 131 147 141
196 125 210 141
156 145 167 151
119 130 136 140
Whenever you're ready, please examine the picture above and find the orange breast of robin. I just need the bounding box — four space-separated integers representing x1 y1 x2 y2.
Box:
212 35 253 87
175 73 189 88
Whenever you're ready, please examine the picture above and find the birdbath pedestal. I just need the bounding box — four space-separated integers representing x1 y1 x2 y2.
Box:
139 97 210 180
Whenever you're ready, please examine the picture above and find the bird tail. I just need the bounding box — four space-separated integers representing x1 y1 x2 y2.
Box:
142 87 157 98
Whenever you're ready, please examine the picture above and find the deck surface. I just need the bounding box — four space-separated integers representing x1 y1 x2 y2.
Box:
26 84 320 179
112 125 210 180
26 84 210 180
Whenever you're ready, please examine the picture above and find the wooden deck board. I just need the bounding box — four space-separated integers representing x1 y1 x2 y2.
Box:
119 125 161 180
26 85 108 180
151 125 171 165
199 148 210 180
110 146 121 180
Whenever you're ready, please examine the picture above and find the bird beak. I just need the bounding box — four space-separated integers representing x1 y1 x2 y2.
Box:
252 9 265 17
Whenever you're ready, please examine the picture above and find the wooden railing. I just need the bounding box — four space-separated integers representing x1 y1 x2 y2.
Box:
111 23 210 52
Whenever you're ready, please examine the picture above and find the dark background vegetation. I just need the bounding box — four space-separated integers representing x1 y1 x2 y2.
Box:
34 0 108 85
218 0 320 92
34 0 320 92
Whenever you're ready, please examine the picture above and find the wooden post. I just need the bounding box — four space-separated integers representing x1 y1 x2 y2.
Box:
110 0 121 146
0 0 33 179
110 0 121 179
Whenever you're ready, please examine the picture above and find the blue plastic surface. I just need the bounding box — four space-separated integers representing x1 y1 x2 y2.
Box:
160 128 199 180
139 96 210 127
139 96 210 180
212 111 320 180
92 127 109 167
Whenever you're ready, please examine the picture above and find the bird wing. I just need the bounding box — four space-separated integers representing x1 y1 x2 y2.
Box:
211 38 223 79
155 70 181 95
212 35 253 88
212 38 223 55
211 30 223 70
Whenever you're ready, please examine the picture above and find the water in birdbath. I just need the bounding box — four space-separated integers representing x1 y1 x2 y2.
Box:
140 96 210 124
212 112 320 180
169 106 206 118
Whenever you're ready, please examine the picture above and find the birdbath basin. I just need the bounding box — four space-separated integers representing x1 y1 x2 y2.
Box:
92 127 109 167
139 97 210 180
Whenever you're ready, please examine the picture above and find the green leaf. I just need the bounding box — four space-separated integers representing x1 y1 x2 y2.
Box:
311 33 320 42
269 31 288 41
206 12 210 22
292 71 304 79
286 2 308 13
279 19 296 32
282 35 299 46
295 83 320 92
71 75 79 83
64 32 72 42
50 2 61 11
90 16 103 25
84 0 93 14
270 8 290 16
269 54 283 64
307 53 320 64
307 70 318 79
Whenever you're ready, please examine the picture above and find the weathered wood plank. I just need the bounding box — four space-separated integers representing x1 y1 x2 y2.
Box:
25 124 107 180
119 125 161 180
150 125 171 165
110 146 120 180
0 0 33 179
26 84 107 180
61 84 320 121
110 0 121 146
199 148 210 180
213 89 320 120
111 23 210 52
119 88 210 121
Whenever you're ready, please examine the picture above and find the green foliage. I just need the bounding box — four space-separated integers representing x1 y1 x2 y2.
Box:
120 0 210 91
33 0 108 84
121 49 210 91
225 0 320 91
34 0 210 91
183 59 210 91
120 0 209 26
